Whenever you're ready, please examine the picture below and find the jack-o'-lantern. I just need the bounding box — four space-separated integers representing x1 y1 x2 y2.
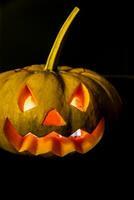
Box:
0 7 121 156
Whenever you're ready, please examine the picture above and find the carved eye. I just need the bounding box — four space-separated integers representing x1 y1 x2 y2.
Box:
70 83 90 112
18 85 37 112
42 109 66 126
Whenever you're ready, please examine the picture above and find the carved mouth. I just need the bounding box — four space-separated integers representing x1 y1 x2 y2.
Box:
4 118 105 156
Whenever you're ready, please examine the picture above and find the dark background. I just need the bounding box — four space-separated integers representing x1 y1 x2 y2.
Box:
0 0 133 193
0 0 133 75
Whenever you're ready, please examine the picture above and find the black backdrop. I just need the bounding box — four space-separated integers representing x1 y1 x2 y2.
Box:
0 0 133 75
0 0 133 194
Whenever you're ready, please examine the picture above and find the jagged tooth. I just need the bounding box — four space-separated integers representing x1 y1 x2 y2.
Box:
69 129 88 153
19 133 37 154
70 129 82 137
70 118 105 153
35 134 54 155
81 118 105 153
52 134 75 157
76 131 95 153
51 136 61 156
60 141 75 157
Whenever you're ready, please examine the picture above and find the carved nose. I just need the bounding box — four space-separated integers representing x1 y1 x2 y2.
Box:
42 109 66 126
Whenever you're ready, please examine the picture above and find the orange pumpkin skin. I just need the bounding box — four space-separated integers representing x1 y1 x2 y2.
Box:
0 7 121 156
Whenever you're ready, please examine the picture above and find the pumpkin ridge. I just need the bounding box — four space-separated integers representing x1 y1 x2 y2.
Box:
81 71 122 118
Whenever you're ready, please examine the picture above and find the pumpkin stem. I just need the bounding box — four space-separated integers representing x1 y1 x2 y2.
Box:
44 7 80 71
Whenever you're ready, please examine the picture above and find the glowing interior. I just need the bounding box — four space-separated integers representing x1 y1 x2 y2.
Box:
23 96 36 112
70 83 90 112
43 109 66 126
71 129 82 137
4 118 105 156
18 85 37 112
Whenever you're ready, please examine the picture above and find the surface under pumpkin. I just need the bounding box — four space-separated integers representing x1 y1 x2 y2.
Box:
0 7 121 156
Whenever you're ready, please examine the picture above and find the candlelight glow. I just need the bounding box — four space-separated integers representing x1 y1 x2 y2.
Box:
70 83 90 112
23 95 36 112
18 85 37 112
70 96 83 111
43 109 66 126
71 129 81 137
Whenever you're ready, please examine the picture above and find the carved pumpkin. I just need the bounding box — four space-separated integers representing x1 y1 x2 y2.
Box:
0 7 121 156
